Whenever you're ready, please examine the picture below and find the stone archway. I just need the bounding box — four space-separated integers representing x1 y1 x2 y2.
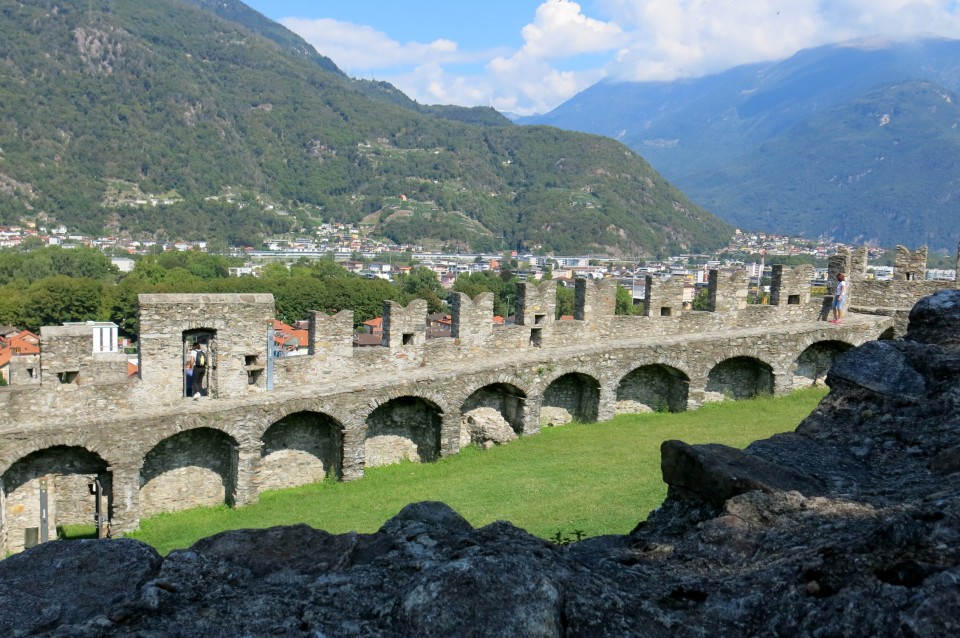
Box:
2 446 110 554
617 364 690 413
706 356 774 401
140 427 237 516
260 411 344 490
365 396 442 467
794 340 853 387
460 383 527 448
541 372 601 425
182 328 217 399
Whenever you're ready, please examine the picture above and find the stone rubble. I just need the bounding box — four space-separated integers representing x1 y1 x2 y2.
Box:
1 290 959 637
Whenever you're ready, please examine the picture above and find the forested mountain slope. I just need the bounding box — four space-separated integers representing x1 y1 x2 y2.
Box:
0 0 729 256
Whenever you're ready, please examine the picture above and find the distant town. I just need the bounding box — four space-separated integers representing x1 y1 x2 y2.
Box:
1 222 955 297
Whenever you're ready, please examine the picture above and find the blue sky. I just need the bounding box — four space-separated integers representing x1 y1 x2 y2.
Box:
243 0 960 116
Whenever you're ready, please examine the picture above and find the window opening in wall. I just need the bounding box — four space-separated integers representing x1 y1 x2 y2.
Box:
534 314 546 325
788 294 800 305
245 355 259 366
58 371 79 384
660 307 672 317
248 369 263 386
27 368 35 378
530 328 542 347
402 333 414 346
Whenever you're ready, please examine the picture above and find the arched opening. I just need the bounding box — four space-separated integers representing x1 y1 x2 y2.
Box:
2 446 110 554
260 411 344 491
617 364 690 413
542 372 600 425
140 428 237 516
460 383 527 448
794 341 853 387
182 328 217 399
706 356 774 400
878 327 896 340
365 396 442 467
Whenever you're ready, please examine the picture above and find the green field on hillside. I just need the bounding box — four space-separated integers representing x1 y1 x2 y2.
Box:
125 388 828 554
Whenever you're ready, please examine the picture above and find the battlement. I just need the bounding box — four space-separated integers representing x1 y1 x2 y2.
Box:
1 251 953 555
1 248 955 422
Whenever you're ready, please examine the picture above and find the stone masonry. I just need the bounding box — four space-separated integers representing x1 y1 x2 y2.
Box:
0 247 955 554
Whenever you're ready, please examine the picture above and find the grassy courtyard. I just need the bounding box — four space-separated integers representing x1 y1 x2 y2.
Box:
127 387 828 554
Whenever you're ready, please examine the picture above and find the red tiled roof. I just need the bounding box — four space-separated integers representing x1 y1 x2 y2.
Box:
363 317 383 327
291 329 309 347
7 330 39 355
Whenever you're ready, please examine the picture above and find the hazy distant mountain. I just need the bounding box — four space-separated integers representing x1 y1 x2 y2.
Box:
522 38 960 251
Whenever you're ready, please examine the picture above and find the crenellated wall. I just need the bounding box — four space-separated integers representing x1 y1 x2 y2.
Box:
644 274 687 317
0 254 956 554
708 269 749 313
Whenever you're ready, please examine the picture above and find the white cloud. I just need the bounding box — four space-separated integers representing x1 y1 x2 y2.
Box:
278 17 466 73
600 0 960 81
518 0 628 59
279 1 960 115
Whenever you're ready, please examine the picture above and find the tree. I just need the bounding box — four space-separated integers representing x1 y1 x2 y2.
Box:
274 276 328 324
555 285 574 318
615 285 640 315
691 289 711 311
395 266 446 313
20 276 104 331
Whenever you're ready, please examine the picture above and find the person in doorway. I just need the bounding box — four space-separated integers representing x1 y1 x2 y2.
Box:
190 342 206 399
830 273 848 324
184 349 193 397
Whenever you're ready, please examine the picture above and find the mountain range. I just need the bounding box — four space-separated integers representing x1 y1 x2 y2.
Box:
0 0 731 257
522 38 960 252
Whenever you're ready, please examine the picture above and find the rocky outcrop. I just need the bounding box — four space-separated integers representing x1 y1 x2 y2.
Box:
2 290 959 637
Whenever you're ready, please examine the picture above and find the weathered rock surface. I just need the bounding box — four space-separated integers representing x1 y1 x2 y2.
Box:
459 407 518 449
3 289 960 637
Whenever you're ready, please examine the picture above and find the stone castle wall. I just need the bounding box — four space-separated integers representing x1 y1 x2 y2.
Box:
0 248 956 554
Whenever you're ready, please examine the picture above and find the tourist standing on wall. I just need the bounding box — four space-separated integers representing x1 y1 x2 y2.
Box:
830 273 848 324
184 349 193 397
191 342 207 399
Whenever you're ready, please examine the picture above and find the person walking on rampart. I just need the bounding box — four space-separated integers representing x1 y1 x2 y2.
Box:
830 273 848 324
190 341 207 400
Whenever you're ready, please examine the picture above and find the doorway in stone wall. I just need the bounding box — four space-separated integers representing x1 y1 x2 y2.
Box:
183 329 217 399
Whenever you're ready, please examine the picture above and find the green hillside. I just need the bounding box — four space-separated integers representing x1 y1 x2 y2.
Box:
0 0 730 256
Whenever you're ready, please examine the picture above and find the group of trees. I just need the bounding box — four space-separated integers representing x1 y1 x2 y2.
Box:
0 245 649 341
0 246 409 335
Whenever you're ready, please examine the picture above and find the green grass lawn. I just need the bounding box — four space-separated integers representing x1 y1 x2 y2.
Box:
127 387 828 554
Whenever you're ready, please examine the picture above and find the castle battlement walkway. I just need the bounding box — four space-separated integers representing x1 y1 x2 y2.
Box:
0 247 955 554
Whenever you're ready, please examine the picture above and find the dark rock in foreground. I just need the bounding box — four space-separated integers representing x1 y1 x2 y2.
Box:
3 290 960 637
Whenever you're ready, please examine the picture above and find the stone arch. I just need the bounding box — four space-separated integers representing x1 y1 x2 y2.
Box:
541 372 601 425
461 382 528 434
794 340 854 386
616 364 690 413
260 411 345 490
364 396 443 467
2 446 110 554
706 356 774 400
139 427 239 517
459 382 528 449
878 327 896 340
